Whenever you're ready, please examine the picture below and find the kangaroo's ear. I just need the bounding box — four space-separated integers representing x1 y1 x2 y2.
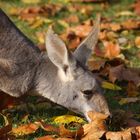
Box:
46 27 69 70
74 15 100 66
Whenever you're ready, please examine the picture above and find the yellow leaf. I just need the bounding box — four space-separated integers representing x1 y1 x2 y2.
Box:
58 20 69 28
21 0 41 4
119 97 140 105
30 18 44 29
117 11 134 17
102 81 122 90
53 115 85 124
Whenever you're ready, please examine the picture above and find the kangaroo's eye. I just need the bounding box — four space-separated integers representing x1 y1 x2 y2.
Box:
82 90 92 95
82 90 93 100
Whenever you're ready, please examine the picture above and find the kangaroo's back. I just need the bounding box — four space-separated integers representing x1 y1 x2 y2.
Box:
0 9 40 60
0 9 42 97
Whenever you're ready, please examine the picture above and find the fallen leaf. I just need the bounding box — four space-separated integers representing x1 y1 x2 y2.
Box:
110 23 121 31
57 20 69 28
40 123 59 133
127 82 139 97
136 126 140 138
9 7 21 16
106 31 118 40
109 65 140 86
37 44 46 51
30 17 44 29
22 0 41 4
135 36 140 48
127 119 140 127
12 122 40 136
116 11 135 17
103 41 121 59
87 59 105 71
0 91 19 110
67 24 92 38
82 111 107 140
102 81 122 90
64 15 79 24
53 115 85 124
37 136 55 140
105 128 136 140
122 20 140 30
133 0 140 15
36 32 45 44
119 97 140 105
59 125 84 138
37 135 73 140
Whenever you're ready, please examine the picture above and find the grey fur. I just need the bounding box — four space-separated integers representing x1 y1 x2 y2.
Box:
0 9 110 121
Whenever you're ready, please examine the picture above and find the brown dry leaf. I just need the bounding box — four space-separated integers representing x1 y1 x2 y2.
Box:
109 65 140 86
36 135 55 140
109 64 124 83
136 126 140 138
101 22 110 30
106 31 118 40
38 44 46 51
40 121 83 139
119 97 140 105
122 20 140 30
59 125 84 138
99 31 107 40
127 119 140 127
61 31 81 50
68 37 80 49
87 59 105 71
19 4 63 21
82 111 108 140
37 136 73 140
67 24 92 38
0 91 19 110
133 0 140 15
0 124 12 136
110 23 121 31
135 36 140 48
127 82 139 97
12 122 40 136
103 41 121 59
105 128 136 140
64 15 79 24
40 122 59 134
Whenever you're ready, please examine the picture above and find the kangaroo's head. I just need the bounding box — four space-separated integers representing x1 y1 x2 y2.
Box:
45 16 110 121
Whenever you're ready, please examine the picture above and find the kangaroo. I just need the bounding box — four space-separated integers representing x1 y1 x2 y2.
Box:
0 9 110 121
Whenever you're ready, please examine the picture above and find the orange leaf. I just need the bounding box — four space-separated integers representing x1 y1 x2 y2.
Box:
37 136 55 140
82 111 108 140
12 122 40 136
40 123 59 133
135 36 140 48
103 41 120 59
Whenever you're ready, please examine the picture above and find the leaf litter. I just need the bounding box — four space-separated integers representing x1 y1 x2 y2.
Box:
0 0 140 139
